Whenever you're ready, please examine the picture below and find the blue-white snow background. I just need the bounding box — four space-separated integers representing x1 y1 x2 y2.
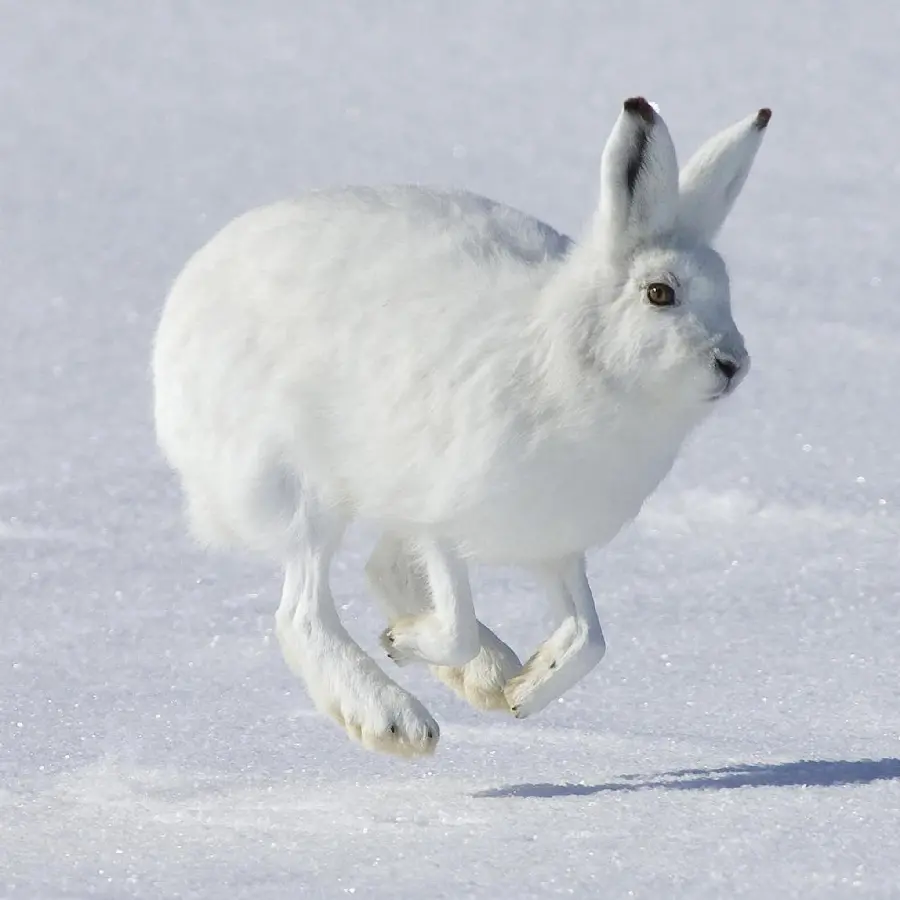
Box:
3 2 900 897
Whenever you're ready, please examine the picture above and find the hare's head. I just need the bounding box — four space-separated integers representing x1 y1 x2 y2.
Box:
588 98 770 409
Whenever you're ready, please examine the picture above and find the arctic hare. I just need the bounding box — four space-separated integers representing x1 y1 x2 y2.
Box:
153 97 770 757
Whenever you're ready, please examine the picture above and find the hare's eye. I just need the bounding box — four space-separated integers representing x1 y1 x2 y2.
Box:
646 283 676 307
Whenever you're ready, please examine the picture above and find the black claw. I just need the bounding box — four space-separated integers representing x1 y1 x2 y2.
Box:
389 723 397 735
426 728 434 740
549 660 557 670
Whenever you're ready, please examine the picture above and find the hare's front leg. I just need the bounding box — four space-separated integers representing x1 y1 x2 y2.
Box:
503 555 606 718
275 520 438 757
377 538 481 669
367 534 521 711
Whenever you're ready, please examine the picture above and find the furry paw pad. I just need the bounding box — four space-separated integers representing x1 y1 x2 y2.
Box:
430 624 522 712
323 686 440 758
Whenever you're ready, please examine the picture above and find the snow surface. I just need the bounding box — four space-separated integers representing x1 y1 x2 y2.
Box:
3 2 900 897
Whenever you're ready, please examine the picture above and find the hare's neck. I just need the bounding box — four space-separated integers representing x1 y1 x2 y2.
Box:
530 243 611 395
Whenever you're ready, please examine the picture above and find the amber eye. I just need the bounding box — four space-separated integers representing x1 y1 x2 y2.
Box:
646 282 676 307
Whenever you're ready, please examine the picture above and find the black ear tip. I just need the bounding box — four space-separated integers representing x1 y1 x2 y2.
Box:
623 97 655 124
755 108 772 130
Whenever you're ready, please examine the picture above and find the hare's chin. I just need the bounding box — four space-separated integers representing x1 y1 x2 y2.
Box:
708 381 737 402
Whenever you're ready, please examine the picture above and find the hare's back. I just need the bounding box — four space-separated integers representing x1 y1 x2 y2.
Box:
161 185 572 337
291 185 573 265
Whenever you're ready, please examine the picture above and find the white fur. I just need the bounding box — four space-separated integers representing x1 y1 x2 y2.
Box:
152 98 770 754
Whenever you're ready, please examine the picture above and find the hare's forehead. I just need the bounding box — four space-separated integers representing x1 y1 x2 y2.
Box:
629 245 728 287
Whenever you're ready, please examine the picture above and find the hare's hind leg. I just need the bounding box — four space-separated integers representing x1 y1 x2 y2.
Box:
503 554 606 718
366 534 521 712
276 512 439 757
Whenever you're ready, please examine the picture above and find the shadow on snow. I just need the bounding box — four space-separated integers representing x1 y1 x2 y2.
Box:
474 757 900 799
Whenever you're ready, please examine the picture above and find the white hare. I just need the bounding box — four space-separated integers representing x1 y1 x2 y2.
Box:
153 97 770 757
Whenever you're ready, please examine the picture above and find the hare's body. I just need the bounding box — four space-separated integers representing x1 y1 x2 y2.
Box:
153 99 771 756
155 188 691 565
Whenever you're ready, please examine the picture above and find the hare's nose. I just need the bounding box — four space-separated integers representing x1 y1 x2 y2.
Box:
714 355 741 381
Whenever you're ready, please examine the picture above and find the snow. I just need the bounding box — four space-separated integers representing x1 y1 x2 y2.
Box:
2 2 900 897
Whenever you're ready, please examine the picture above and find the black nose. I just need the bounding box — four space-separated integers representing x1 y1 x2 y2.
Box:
714 355 740 381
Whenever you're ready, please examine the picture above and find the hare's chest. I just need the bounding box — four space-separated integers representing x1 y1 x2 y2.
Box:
454 430 681 563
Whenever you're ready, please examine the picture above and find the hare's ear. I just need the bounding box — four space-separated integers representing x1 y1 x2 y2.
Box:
597 97 679 253
677 109 771 242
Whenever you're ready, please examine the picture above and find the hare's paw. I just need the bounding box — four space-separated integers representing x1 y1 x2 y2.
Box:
283 621 440 758
319 680 440 758
381 612 479 668
431 624 522 712
503 616 605 719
